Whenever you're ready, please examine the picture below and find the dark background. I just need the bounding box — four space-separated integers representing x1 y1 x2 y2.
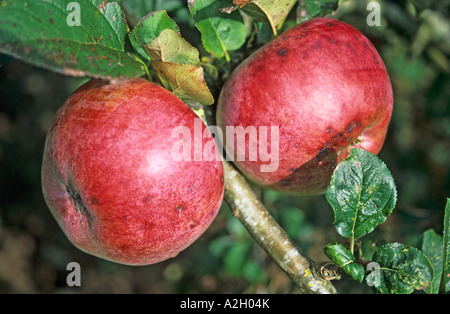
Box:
1 0 449 293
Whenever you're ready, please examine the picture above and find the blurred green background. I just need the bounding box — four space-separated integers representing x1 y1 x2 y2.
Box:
0 0 449 293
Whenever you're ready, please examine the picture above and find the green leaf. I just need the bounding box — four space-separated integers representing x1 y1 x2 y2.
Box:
324 243 365 282
416 229 443 294
297 0 340 23
326 148 397 241
442 198 450 293
144 29 200 65
239 0 297 36
151 61 214 106
372 243 434 294
143 27 214 106
0 0 146 79
129 10 179 63
188 0 247 61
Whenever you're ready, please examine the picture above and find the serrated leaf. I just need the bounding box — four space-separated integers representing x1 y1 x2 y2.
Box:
416 229 443 294
326 148 397 241
129 10 179 63
239 0 297 36
144 29 200 66
443 198 450 292
297 0 340 23
372 243 434 294
188 0 247 61
151 61 214 106
0 0 146 79
324 243 365 282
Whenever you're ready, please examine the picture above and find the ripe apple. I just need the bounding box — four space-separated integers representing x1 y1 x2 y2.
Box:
216 18 393 195
41 78 224 265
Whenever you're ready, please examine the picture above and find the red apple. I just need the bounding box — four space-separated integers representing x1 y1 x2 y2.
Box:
41 78 224 265
216 18 393 195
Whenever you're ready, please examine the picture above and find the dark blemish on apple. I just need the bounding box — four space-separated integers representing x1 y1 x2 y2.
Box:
346 120 361 134
254 64 264 73
67 186 94 226
143 195 152 204
278 49 287 56
281 179 289 185
327 22 334 27
176 205 185 213
327 38 337 44
333 132 344 142
190 220 199 228
89 197 99 205
374 57 379 64
326 126 334 134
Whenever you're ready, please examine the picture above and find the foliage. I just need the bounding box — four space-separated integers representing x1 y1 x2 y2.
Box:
324 149 450 294
0 0 449 294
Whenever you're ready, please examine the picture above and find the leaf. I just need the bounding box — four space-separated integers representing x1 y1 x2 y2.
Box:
297 0 340 23
324 243 365 282
0 0 146 79
442 198 450 293
151 61 214 106
416 229 443 294
239 0 297 36
188 0 247 61
326 148 397 241
129 10 179 63
144 27 214 106
144 29 200 66
372 243 434 294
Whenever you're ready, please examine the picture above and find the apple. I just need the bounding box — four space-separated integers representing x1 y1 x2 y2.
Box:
216 18 393 195
41 78 224 265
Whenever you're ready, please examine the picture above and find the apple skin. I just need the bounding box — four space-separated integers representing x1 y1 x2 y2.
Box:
216 18 393 195
41 78 224 265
